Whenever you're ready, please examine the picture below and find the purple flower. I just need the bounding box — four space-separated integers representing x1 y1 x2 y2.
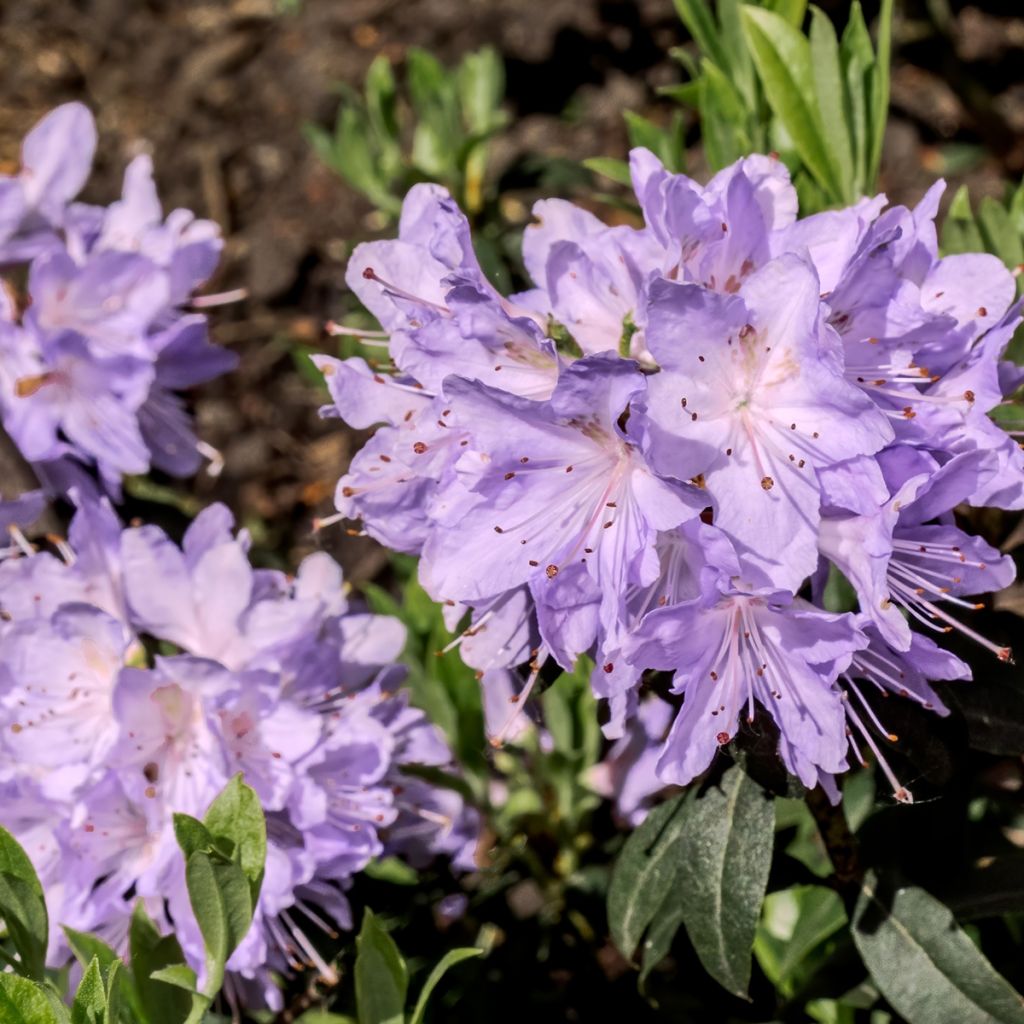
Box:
422 353 703 605
643 254 892 590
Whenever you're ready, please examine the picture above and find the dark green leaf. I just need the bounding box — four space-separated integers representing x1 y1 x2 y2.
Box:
607 794 687 960
185 850 253 987
172 815 216 861
676 765 775 997
71 958 107 1024
0 826 49 980
638 900 686 990
853 871 1024 1024
63 928 137 1024
130 903 193 1024
409 948 482 1024
839 2 873 193
741 5 838 200
355 910 407 1024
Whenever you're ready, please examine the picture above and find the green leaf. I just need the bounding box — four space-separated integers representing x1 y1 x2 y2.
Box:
186 851 253 971
0 826 49 980
673 0 730 74
129 903 193 1024
638 900 686 990
63 928 137 1024
0 973 62 1024
978 196 1024 271
868 0 893 187
355 910 407 1024
582 157 633 187
295 1014 358 1024
809 5 853 202
457 46 505 135
607 793 687 960
172 815 216 862
741 5 838 200
364 56 400 142
754 885 847 990
202 773 268 896
676 764 775 998
941 185 984 256
71 958 107 1024
840 2 874 193
408 948 482 1024
852 871 1024 1024
146 966 199 996
699 60 751 170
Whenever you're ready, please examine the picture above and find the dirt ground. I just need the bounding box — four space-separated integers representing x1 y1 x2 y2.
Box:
2 0 1023 576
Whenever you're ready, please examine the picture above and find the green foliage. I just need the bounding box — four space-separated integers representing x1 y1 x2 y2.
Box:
307 47 508 222
0 824 50 981
590 1 894 213
353 909 480 1024
853 872 1024 1024
608 764 775 997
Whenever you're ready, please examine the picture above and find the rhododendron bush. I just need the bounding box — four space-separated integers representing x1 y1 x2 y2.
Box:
2 3 1024 1023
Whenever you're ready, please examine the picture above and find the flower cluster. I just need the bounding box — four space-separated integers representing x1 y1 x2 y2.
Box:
317 151 1020 803
0 497 477 1007
0 104 237 498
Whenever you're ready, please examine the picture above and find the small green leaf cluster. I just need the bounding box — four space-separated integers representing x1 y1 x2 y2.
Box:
307 47 508 222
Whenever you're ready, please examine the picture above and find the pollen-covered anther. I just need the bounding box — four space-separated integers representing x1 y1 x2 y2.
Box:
761 476 774 490
716 731 730 745
412 441 428 454
738 323 755 340
964 390 976 403
603 663 614 673
504 472 515 480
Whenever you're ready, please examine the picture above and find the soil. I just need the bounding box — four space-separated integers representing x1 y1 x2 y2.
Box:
1 0 1022 576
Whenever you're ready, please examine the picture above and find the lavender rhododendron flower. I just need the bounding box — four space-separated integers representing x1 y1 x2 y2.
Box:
317 147 1022 805
0 498 478 1007
0 104 237 498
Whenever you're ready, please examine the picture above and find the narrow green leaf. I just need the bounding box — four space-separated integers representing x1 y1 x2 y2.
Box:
765 0 808 26
676 765 775 998
717 0 756 106
582 157 633 187
941 185 984 256
673 0 730 73
868 0 894 187
409 948 482 1024
840 2 873 193
364 56 399 142
607 793 687 960
129 903 193 1024
355 910 407 1024
699 60 751 170
853 871 1024 1024
741 5 838 199
0 973 62 1024
0 826 49 980
71 958 107 1024
809 6 854 202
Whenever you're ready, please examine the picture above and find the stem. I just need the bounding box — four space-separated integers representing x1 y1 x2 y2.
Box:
805 787 863 912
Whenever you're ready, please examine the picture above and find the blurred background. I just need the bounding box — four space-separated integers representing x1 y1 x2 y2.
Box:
2 0 1022 581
